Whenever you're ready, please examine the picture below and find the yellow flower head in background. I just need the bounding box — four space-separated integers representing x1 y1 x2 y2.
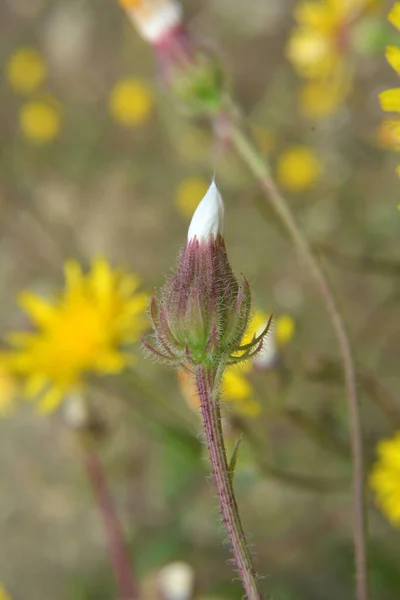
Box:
6 47 46 95
299 79 349 118
376 120 400 151
379 2 400 178
370 431 400 527
275 314 296 347
221 369 261 417
19 99 61 144
5 259 149 413
277 146 321 192
109 78 153 126
222 309 271 417
175 177 210 218
286 0 376 117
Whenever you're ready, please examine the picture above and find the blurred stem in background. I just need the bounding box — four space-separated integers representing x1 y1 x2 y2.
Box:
69 410 140 600
82 446 140 600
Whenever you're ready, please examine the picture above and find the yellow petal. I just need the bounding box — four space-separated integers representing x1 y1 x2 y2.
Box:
293 1 336 32
386 46 400 76
388 2 400 31
64 260 83 295
5 331 34 348
277 146 321 192
109 78 153 126
117 273 141 297
223 370 253 401
376 120 400 150
19 100 61 144
24 374 47 398
94 351 128 373
6 47 46 95
275 315 296 346
125 293 150 317
380 88 400 112
286 28 334 79
241 309 270 346
37 386 64 413
18 292 55 327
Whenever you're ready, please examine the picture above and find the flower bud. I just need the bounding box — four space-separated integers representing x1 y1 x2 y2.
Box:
188 180 224 241
144 183 271 370
119 0 182 44
118 1 226 116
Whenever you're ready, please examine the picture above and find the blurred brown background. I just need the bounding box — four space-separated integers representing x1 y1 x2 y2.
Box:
1 0 400 599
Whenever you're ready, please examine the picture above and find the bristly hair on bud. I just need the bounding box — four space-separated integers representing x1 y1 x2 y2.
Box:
143 181 272 371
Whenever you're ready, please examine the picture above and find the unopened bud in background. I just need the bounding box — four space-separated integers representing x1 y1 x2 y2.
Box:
119 0 183 45
117 0 226 115
157 561 195 600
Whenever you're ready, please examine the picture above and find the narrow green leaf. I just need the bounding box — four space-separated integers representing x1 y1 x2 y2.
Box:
228 435 243 485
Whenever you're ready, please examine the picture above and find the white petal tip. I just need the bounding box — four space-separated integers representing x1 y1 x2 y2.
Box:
187 180 224 241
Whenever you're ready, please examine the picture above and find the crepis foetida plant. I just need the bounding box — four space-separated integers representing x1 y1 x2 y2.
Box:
143 180 272 373
144 180 272 600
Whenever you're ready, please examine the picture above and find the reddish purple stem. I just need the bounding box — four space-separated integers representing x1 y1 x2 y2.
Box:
195 367 263 600
83 449 140 600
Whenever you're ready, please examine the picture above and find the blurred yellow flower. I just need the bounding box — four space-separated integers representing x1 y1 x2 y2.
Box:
370 431 400 526
5 259 149 413
222 309 271 416
175 177 210 218
388 2 400 30
299 79 349 118
287 0 377 117
19 99 61 144
379 3 400 177
277 146 320 192
275 314 296 347
6 47 46 95
109 78 153 126
0 362 16 416
119 0 142 6
0 585 12 600
222 369 261 418
376 120 400 151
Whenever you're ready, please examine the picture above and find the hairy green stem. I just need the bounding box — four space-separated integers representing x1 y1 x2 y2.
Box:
229 124 368 600
195 366 263 600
